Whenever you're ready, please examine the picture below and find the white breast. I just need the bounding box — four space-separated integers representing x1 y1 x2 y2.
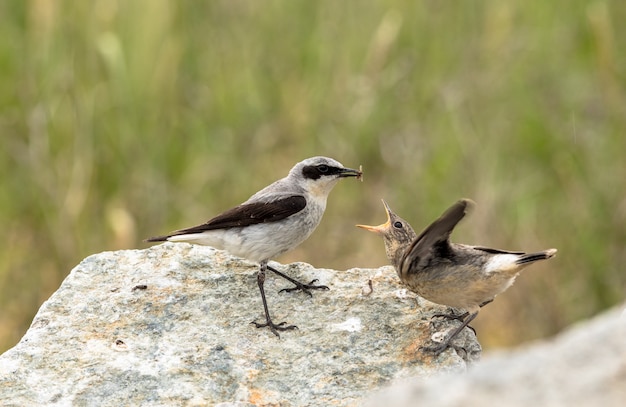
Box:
167 196 326 263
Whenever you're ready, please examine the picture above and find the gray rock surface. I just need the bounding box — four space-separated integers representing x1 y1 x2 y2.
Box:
367 302 626 407
0 243 479 406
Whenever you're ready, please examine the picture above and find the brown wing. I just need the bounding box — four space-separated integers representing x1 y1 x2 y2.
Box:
146 195 306 241
400 199 474 275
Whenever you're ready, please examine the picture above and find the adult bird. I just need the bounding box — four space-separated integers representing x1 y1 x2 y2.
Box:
147 156 362 336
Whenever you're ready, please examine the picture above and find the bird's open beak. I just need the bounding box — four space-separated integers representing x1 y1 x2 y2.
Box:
356 222 388 234
356 199 392 234
338 165 363 180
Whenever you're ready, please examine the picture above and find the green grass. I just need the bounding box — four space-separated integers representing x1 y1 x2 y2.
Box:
1 0 625 352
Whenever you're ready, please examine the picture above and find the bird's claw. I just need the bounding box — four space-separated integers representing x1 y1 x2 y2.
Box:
420 341 470 357
278 279 330 296
429 313 477 336
431 309 469 322
251 320 298 337
419 342 451 355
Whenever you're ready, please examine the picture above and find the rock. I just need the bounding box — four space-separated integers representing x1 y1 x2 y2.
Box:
0 243 479 406
367 302 626 407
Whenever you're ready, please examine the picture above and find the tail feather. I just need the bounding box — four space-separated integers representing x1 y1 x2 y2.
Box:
145 235 169 242
516 248 557 265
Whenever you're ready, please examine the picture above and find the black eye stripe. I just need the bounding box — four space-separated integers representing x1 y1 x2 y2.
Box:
301 165 342 180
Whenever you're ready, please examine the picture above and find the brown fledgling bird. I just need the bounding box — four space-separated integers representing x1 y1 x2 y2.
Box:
357 199 557 354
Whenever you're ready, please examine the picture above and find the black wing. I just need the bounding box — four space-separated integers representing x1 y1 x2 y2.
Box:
400 199 473 275
471 246 525 255
146 195 306 241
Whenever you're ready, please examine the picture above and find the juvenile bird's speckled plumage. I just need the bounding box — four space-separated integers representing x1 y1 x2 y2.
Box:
147 156 362 336
358 199 557 354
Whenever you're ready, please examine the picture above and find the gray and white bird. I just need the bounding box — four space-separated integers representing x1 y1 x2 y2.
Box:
147 156 362 337
358 199 557 354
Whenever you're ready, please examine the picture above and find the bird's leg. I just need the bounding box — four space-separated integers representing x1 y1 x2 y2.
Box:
267 265 329 296
250 262 298 337
429 308 473 336
422 311 479 355
479 298 494 308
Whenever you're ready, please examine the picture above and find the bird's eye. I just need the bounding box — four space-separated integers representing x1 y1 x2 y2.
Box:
393 221 403 229
317 164 329 173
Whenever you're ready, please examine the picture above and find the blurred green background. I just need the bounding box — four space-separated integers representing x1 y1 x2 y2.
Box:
1 0 625 353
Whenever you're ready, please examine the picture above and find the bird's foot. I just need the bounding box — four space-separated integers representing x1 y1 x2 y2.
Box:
425 310 479 354
278 278 329 296
430 313 477 336
420 341 472 357
419 341 451 356
266 265 329 296
251 319 298 338
431 309 469 322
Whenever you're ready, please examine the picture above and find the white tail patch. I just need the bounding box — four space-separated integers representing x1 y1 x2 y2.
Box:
484 254 521 274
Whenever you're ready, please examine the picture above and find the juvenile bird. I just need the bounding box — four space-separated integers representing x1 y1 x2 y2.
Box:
147 156 362 337
358 199 557 354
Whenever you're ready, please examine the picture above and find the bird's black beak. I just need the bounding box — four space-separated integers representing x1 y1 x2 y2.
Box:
338 165 363 180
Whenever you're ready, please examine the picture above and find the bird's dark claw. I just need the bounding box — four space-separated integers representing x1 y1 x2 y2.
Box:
278 279 330 296
251 320 298 338
267 265 330 296
419 341 451 355
420 341 471 357
429 313 477 336
431 309 469 322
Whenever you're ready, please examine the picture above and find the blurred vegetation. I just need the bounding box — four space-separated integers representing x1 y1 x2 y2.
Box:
1 0 625 353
